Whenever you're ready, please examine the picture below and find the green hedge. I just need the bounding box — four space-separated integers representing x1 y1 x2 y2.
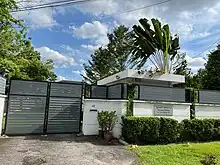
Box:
122 117 220 144
122 116 181 144
182 119 220 141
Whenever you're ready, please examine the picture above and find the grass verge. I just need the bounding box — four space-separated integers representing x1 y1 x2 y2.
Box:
130 142 220 165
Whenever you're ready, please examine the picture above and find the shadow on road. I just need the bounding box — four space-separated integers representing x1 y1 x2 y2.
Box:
24 134 121 146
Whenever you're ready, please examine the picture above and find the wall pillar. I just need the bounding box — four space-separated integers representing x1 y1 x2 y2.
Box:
0 95 6 135
82 99 127 138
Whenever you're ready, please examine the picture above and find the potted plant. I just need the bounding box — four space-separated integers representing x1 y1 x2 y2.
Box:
97 111 118 142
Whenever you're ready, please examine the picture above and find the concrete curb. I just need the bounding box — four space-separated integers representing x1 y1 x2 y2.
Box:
0 135 9 138
119 139 129 146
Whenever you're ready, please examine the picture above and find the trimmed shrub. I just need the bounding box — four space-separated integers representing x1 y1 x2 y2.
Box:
121 116 143 143
140 117 160 144
122 116 180 144
182 119 220 141
159 118 181 144
122 117 220 144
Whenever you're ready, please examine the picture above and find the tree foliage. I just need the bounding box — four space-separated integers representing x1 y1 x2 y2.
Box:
0 0 22 30
83 25 132 84
0 0 56 81
131 18 180 72
200 45 220 90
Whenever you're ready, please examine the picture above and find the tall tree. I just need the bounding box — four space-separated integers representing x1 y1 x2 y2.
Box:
130 18 180 72
83 25 133 84
0 0 23 30
0 28 57 81
200 45 220 90
107 25 133 72
0 0 56 81
83 48 112 83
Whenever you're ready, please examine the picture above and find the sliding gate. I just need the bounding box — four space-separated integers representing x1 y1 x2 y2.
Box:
4 80 82 135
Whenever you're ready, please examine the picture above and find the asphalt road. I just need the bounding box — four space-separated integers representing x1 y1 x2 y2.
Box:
0 135 137 165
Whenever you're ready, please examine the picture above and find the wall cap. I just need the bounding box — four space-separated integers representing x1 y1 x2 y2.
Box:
84 99 128 102
195 103 220 107
0 94 7 98
133 100 191 105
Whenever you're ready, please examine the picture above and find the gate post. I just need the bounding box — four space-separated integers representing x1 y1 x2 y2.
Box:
43 82 51 134
2 80 11 135
0 95 7 135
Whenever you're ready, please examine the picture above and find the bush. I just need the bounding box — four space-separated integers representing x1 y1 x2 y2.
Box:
121 116 144 143
122 116 180 144
97 111 117 134
159 118 181 144
182 119 220 141
200 155 219 165
122 117 220 144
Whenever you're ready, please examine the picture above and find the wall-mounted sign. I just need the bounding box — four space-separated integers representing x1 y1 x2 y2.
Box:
154 104 173 116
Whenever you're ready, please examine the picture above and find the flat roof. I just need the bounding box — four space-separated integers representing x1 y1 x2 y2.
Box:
97 69 185 86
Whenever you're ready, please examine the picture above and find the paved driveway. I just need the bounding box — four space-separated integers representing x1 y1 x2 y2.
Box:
0 135 136 165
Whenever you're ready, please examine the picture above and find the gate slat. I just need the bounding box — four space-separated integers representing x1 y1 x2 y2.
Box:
47 95 81 133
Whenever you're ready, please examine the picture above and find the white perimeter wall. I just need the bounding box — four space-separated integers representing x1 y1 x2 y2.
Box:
133 100 190 122
195 103 220 119
82 99 127 138
0 95 6 135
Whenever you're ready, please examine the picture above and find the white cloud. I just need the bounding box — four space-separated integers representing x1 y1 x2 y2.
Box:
60 44 91 65
81 44 100 51
185 55 206 73
14 0 66 29
76 0 220 44
56 75 68 81
79 59 87 64
37 46 76 68
61 44 76 55
72 70 86 77
72 70 81 75
16 0 220 53
72 21 108 39
15 9 58 29
71 21 109 47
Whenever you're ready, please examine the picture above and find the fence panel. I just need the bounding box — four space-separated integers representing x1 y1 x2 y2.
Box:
5 80 47 135
47 98 81 133
10 80 48 96
91 86 107 99
108 84 122 99
47 82 82 133
172 88 185 102
85 84 126 99
139 85 185 102
199 90 220 104
50 83 82 98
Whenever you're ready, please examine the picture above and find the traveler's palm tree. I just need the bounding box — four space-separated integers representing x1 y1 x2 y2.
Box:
130 18 180 73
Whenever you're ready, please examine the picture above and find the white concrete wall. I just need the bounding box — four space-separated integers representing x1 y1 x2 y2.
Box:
0 95 6 135
195 103 220 119
133 100 190 122
82 99 127 138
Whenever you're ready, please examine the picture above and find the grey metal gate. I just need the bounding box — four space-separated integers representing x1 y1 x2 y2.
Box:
4 80 82 135
46 83 82 133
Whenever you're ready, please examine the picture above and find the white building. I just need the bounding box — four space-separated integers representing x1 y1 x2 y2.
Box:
83 69 190 138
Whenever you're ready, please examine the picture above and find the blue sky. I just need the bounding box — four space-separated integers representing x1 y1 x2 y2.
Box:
14 0 220 80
